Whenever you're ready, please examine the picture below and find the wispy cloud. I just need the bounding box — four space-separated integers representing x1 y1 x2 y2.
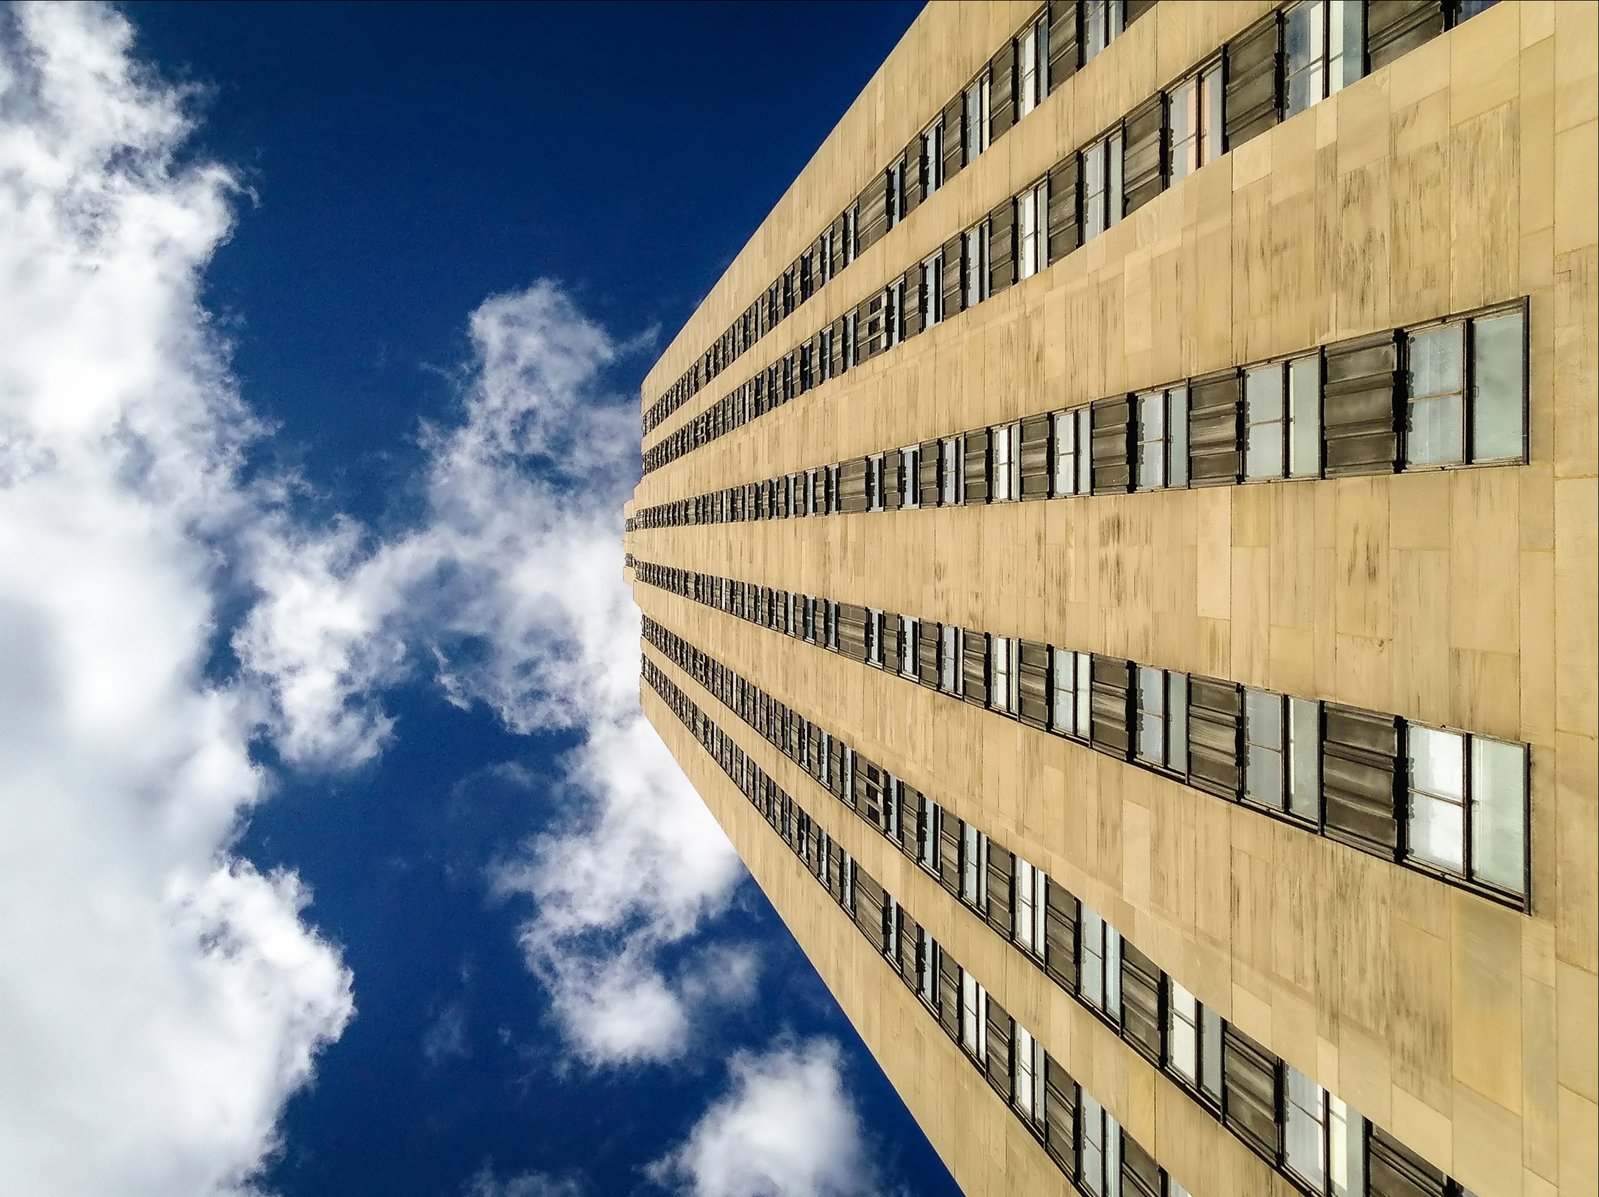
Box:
648 1039 884 1197
0 4 351 1192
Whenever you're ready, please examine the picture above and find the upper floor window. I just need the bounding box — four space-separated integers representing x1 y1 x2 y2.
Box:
922 255 945 328
1244 690 1321 823
990 634 1017 715
1012 1023 1047 1127
886 280 905 348
1076 1090 1121 1196
960 968 988 1059
1018 179 1049 280
842 311 859 371
818 228 834 285
1135 385 1190 490
963 223 991 308
1168 61 1224 183
843 204 859 265
1285 1065 1328 1191
1284 0 1365 119
1083 0 1125 64
1135 666 1189 773
1165 979 1223 1104
960 821 988 909
940 434 965 506
1050 647 1092 738
1245 354 1322 480
918 794 939 872
921 119 945 197
1078 902 1121 1017
1405 725 1528 897
1016 17 1050 117
917 927 939 1006
886 161 905 230
939 624 962 694
901 443 920 509
1013 856 1047 959
865 607 885 665
1404 305 1527 468
963 74 991 164
881 893 900 960
818 327 834 384
1053 407 1093 495
992 421 1021 501
1082 131 1124 241
899 616 918 678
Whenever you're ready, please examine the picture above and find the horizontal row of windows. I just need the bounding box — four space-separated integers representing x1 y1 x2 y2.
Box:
642 0 1159 439
630 561 1532 907
628 300 1528 530
640 0 1501 472
642 644 1485 1197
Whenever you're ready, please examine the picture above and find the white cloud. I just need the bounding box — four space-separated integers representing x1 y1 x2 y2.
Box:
649 1039 881 1197
0 4 351 1194
235 280 747 1066
464 1165 585 1197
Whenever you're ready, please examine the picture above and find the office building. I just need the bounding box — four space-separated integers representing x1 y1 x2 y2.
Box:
624 2 1597 1193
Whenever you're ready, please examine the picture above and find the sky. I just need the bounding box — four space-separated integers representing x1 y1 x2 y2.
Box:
0 2 963 1195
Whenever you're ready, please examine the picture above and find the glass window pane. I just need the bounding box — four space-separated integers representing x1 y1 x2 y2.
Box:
1200 1006 1223 1099
1407 394 1466 465
1169 675 1189 774
1411 323 1465 398
1169 387 1190 486
1409 726 1464 799
1472 310 1526 461
1329 1096 1365 1197
1471 737 1527 892
1288 354 1322 477
1410 791 1465 872
1285 1067 1327 1187
1288 696 1321 820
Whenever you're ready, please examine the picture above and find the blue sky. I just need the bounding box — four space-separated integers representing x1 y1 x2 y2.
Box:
0 3 963 1195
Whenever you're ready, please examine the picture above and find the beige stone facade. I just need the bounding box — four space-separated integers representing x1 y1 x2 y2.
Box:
625 3 1598 1195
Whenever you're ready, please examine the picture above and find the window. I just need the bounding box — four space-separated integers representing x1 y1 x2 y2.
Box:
922 255 944 328
899 616 918 678
992 421 1020 501
1083 131 1124 240
940 434 964 506
842 203 858 265
921 119 944 197
1050 647 1093 739
1244 691 1321 822
1077 1091 1121 1196
818 327 833 383
1083 0 1125 63
1245 355 1321 479
1405 725 1528 897
824 600 839 650
917 927 939 1006
940 625 962 694
1016 17 1049 117
1285 1065 1327 1190
886 161 904 230
1079 902 1121 1018
1327 1095 1366 1197
901 443 920 509
1135 667 1189 773
886 280 904 348
867 454 885 513
885 776 902 840
842 311 858 371
1018 180 1048 280
1284 0 1365 119
963 223 990 307
818 228 834 285
1134 387 1189 489
960 969 988 1059
919 794 939 871
1168 62 1224 183
960 822 988 908
1013 856 1047 959
1166 979 1200 1087
882 894 901 961
865 608 884 666
1013 1023 1046 1125
1053 408 1093 495
963 74 991 164
1404 306 1527 467
990 634 1017 714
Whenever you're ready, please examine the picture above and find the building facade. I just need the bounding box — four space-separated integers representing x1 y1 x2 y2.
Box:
624 2 1598 1194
